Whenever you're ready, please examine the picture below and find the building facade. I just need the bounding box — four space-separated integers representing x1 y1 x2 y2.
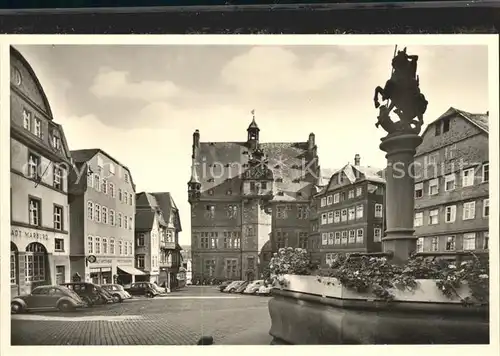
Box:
135 192 183 290
413 107 489 255
68 149 139 285
188 114 320 282
312 155 386 267
10 46 73 296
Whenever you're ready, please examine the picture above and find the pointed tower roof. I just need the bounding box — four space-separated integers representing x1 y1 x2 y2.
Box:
188 158 200 184
247 109 260 131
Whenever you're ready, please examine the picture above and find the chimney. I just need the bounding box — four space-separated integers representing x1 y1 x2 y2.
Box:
308 133 315 151
486 111 489 116
354 154 360 166
192 129 200 158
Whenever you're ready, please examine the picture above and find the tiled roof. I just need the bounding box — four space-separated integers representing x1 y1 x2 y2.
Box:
322 163 385 194
193 141 317 201
135 210 155 231
150 192 182 232
135 192 167 227
423 107 489 137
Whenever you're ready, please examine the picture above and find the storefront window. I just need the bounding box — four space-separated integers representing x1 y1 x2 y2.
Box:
25 243 46 282
10 251 16 284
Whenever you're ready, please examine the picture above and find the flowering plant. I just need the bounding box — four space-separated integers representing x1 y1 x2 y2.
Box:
264 247 315 287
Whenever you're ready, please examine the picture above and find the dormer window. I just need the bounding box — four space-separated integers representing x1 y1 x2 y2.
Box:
51 132 61 150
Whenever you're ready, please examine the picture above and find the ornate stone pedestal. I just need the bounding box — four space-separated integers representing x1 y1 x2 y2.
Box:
379 132 423 265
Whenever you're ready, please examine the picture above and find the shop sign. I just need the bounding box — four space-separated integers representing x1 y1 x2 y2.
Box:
96 258 112 264
117 259 133 265
11 228 49 241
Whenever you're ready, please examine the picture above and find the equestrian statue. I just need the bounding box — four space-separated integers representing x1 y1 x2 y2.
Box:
373 46 428 135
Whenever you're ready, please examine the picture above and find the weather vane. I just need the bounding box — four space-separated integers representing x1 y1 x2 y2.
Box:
251 109 255 119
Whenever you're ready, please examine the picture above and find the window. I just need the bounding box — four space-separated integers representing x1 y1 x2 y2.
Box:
463 201 476 220
102 238 108 254
25 244 45 282
297 205 309 219
356 205 363 219
375 204 383 218
95 237 101 254
320 197 326 207
226 189 232 195
210 235 218 249
97 155 104 168
327 195 333 205
483 232 489 250
124 215 128 229
298 232 308 249
341 209 347 222
444 174 455 191
118 189 123 202
129 217 133 230
348 230 355 244
206 205 215 219
94 174 101 192
87 166 93 188
340 192 346 201
200 234 209 249
87 236 94 254
445 205 456 223
109 183 115 197
204 259 216 276
109 209 115 226
428 153 438 166
346 207 354 221
123 241 128 256
414 212 423 227
128 242 132 255
29 198 41 226
118 241 123 255
225 259 238 279
277 205 287 219
325 253 334 266
356 229 364 243
333 193 340 204
431 237 439 252
55 238 64 251
442 117 450 132
34 118 42 138
225 205 238 219
326 211 333 224
321 233 327 245
356 187 362 197
321 213 327 225
110 239 115 255
53 205 63 230
53 166 63 190
341 231 348 244
94 204 101 223
276 232 288 249
482 163 489 182
429 178 439 195
334 210 340 223
28 153 40 180
102 179 108 194
10 249 16 284
414 183 423 198
416 237 424 252
374 228 382 242
445 144 456 159
348 190 354 199
462 168 475 187
261 182 267 190
23 109 31 130
101 207 108 224
124 192 128 205
327 232 334 245
435 123 441 136
87 201 94 220
124 173 129 183
118 213 122 228
483 199 489 217
334 232 341 245
445 236 456 251
429 209 439 225
463 233 476 250
136 255 145 269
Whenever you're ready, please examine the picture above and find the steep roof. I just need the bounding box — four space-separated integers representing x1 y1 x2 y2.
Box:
135 210 156 232
193 140 317 201
150 192 182 232
71 148 136 191
135 192 167 227
323 163 385 194
422 107 489 138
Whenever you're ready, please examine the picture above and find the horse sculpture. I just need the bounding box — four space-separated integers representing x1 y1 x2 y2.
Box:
373 47 428 135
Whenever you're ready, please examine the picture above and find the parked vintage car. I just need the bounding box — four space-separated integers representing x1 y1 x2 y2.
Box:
11 285 87 313
101 284 132 302
243 280 265 294
255 285 272 296
125 282 162 298
217 280 232 292
223 280 245 293
60 282 109 306
234 281 250 294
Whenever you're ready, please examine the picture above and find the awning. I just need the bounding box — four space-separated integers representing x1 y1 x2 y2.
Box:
117 266 146 275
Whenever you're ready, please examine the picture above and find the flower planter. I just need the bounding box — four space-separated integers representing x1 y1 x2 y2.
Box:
268 274 489 344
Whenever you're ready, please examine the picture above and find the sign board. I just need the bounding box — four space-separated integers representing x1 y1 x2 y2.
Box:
87 255 97 263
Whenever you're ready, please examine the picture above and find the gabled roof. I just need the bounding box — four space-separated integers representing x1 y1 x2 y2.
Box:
150 192 182 232
192 140 317 200
422 107 489 138
323 163 385 194
70 148 136 191
135 192 167 227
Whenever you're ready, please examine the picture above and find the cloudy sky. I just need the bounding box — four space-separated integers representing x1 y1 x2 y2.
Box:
15 44 489 245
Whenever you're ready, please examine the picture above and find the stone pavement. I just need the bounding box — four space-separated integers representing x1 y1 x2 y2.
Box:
10 286 273 345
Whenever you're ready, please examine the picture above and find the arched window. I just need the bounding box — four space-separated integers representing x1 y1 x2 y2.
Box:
95 236 101 254
95 204 101 223
25 243 46 282
11 243 18 285
87 201 94 220
87 236 94 254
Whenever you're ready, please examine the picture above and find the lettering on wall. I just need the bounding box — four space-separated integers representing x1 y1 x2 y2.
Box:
11 228 49 241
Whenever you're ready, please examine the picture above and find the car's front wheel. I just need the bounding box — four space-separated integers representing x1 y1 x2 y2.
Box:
146 291 154 298
58 301 73 312
112 294 122 303
11 302 23 314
